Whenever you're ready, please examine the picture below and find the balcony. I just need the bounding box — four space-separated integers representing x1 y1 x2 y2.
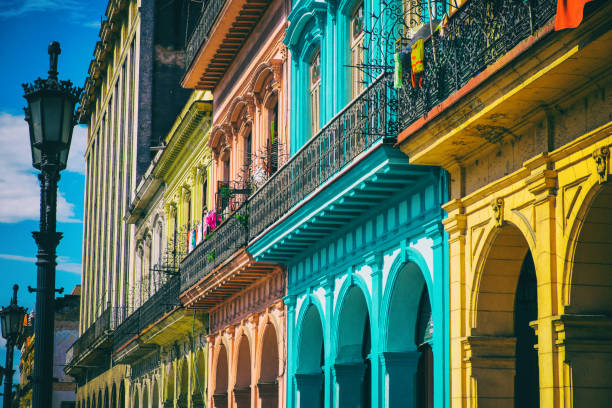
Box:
112 276 182 363
395 0 607 165
180 203 249 294
183 0 271 89
64 307 120 380
180 73 436 302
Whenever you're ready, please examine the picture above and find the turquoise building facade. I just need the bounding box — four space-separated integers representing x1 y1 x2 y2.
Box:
248 0 451 407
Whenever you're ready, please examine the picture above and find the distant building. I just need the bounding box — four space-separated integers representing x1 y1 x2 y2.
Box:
18 286 80 408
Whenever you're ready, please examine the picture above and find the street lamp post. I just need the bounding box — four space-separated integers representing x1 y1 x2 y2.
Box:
0 285 27 408
22 41 81 408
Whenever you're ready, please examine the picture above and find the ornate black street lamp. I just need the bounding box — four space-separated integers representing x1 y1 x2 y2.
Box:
0 285 27 408
22 41 81 408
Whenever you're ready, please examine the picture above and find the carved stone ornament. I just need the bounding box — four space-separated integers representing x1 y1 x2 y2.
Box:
169 203 177 217
491 198 504 227
183 186 191 202
592 146 610 184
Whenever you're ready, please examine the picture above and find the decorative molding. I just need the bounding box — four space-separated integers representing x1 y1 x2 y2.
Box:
491 198 504 228
592 146 610 184
526 169 557 199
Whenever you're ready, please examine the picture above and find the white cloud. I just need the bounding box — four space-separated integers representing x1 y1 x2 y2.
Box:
56 256 82 275
0 112 85 223
0 253 81 275
0 254 36 262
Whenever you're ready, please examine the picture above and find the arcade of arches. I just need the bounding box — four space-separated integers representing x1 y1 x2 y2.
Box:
209 301 286 408
285 247 443 408
444 134 612 408
74 345 208 408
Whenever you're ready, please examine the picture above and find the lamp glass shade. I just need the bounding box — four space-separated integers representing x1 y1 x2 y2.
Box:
0 313 7 339
59 145 70 170
42 94 63 144
29 97 43 146
61 98 74 145
26 115 43 169
0 306 27 341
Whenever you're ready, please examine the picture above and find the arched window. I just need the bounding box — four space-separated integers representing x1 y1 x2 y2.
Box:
350 1 365 99
310 49 321 136
266 98 279 176
245 131 252 180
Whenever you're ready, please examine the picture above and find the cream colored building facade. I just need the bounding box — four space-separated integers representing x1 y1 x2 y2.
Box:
67 0 193 406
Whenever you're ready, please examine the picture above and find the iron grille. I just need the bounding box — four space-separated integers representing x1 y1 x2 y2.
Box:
184 0 228 73
180 74 394 291
131 351 161 379
181 202 249 292
67 306 119 365
112 276 181 352
398 0 556 129
248 73 394 240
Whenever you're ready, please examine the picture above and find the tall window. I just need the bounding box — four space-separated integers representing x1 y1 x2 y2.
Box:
310 50 321 136
187 192 192 230
245 131 252 180
202 177 208 213
267 101 278 176
223 156 230 182
351 2 365 99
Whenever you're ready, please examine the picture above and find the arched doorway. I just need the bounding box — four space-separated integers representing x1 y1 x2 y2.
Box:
335 285 371 408
566 182 612 404
384 262 431 407
295 304 325 408
258 323 280 408
104 387 109 408
474 224 538 407
213 344 229 408
98 390 103 408
152 380 160 408
514 252 538 407
234 335 252 408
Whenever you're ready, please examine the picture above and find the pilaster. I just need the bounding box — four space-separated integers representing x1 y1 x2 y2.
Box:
461 336 516 408
441 200 466 408
380 351 420 408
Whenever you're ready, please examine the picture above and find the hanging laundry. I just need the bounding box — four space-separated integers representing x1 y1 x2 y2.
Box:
411 39 425 88
196 223 203 245
188 228 197 252
394 52 403 89
555 0 593 30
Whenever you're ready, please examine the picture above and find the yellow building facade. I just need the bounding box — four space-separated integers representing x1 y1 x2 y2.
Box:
397 1 612 407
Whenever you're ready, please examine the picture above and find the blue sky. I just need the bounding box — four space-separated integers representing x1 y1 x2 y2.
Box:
0 0 106 400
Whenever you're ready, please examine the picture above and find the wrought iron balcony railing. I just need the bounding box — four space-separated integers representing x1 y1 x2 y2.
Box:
249 73 394 239
181 203 249 292
131 350 161 379
185 0 227 73
67 306 120 365
113 275 181 352
180 74 395 290
398 0 556 129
